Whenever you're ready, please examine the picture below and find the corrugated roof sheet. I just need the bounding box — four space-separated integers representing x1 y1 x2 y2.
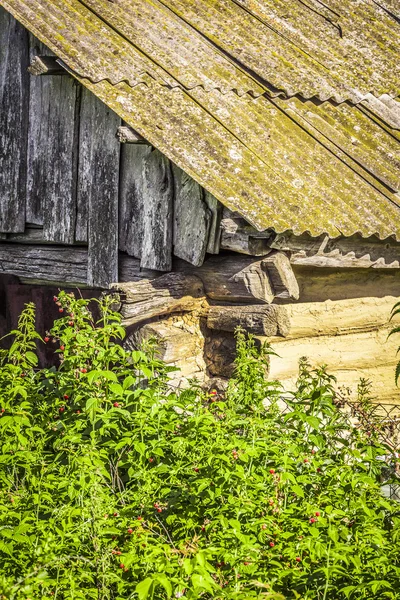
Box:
1 0 400 240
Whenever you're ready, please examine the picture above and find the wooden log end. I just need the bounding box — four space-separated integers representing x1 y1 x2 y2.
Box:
28 56 66 76
117 125 149 144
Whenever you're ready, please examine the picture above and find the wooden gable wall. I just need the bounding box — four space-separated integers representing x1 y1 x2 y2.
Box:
0 8 222 288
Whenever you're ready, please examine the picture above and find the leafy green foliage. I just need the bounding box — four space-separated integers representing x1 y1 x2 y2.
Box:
389 301 400 386
0 293 399 599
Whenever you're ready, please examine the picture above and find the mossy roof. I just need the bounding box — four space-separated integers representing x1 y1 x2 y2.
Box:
2 0 400 239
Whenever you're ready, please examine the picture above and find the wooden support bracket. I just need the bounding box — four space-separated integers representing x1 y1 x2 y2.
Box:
28 56 67 76
117 125 149 145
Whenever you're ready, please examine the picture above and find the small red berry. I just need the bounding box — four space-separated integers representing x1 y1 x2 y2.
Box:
53 296 58 302
137 516 142 521
295 557 301 563
20 373 25 378
315 511 320 517
269 541 275 547
119 564 124 569
304 459 309 463
76 410 81 414
44 336 50 343
113 402 120 408
261 524 267 530
127 528 133 534
157 508 162 513
116 551 121 555
201 526 205 531
269 499 274 505
269 469 275 474
194 467 199 472
80 368 87 373
59 308 64 313
59 406 65 413
113 512 119 517
63 394 69 400
311 449 316 454
309 518 316 524
60 345 65 351
317 467 321 472
149 457 154 463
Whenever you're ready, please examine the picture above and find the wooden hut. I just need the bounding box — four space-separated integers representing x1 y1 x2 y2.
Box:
0 0 399 401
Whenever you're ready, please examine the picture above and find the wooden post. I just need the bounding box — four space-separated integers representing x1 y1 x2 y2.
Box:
117 125 148 144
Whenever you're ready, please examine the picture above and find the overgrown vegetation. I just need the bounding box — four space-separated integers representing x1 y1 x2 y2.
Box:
389 301 400 385
0 292 400 599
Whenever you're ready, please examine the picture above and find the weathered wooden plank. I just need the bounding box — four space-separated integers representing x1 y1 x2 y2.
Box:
141 149 174 271
204 191 222 254
77 88 120 287
0 8 29 233
119 143 152 257
261 252 300 300
172 164 211 266
271 232 400 269
27 34 78 240
0 243 88 284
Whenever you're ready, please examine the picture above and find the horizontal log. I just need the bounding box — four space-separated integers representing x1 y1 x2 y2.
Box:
28 55 66 76
126 320 201 363
111 272 206 326
177 255 275 303
280 296 400 340
117 125 148 144
207 304 290 336
0 244 158 286
220 230 272 255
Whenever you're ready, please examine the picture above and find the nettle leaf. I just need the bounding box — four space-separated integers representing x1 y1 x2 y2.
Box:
154 573 172 598
25 351 38 366
136 578 155 600
191 573 215 594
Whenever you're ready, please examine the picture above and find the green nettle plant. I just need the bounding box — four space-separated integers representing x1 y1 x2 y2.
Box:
0 292 400 600
389 301 400 385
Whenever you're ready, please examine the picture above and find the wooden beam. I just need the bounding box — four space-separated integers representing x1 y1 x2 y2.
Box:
261 251 300 300
271 232 400 269
207 304 290 336
28 55 66 76
220 229 272 255
127 320 201 363
111 272 205 326
177 255 275 303
117 125 148 144
0 8 29 233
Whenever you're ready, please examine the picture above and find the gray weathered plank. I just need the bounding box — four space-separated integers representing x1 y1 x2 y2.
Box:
204 191 222 254
27 34 78 241
119 143 152 257
172 164 211 267
141 149 174 271
78 88 120 287
0 8 29 233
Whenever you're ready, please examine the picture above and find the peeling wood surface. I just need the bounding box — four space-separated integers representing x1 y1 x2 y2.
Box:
119 143 152 258
141 149 174 271
113 272 205 326
173 164 211 267
207 304 290 336
27 35 78 241
0 7 28 232
80 88 120 287
204 192 222 254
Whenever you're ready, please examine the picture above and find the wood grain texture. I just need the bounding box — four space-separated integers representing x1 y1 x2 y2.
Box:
119 143 152 257
172 164 211 266
27 34 78 240
0 8 29 233
0 243 88 284
204 191 222 254
141 149 174 271
207 304 290 336
78 88 120 287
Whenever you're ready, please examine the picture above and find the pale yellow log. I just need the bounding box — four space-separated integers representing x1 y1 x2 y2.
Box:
282 296 400 340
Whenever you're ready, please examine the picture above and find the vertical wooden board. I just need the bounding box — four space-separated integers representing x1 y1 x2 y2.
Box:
0 8 29 233
140 149 174 271
204 191 223 254
27 35 78 241
119 143 152 257
172 164 211 267
80 88 120 288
